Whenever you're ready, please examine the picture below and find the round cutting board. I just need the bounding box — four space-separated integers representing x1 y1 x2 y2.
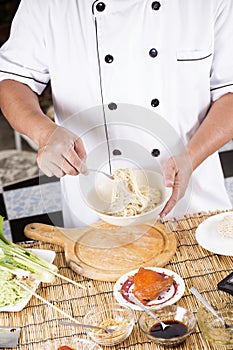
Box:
24 221 177 281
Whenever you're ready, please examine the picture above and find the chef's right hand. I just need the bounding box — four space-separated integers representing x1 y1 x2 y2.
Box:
37 125 87 178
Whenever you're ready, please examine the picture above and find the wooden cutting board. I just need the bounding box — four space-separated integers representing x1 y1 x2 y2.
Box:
24 221 177 281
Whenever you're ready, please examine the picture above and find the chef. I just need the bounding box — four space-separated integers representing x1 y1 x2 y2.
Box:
0 0 233 227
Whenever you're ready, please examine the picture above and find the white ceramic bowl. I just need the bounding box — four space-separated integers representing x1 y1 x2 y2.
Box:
83 169 171 226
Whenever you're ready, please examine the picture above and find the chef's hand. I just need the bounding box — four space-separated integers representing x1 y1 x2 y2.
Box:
37 125 87 178
160 152 193 217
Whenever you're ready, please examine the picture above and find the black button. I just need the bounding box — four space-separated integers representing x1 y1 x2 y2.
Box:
151 98 159 107
96 2 106 12
149 48 158 58
151 1 161 10
151 149 160 157
113 149 122 156
108 102 117 110
105 55 114 63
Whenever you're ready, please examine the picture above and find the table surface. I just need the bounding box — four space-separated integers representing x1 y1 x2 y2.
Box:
0 211 233 350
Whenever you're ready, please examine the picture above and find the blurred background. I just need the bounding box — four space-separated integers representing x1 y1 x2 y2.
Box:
0 0 53 185
0 0 52 151
0 1 62 245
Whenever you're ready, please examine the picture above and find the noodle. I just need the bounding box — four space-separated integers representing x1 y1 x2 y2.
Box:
217 215 233 238
105 168 161 217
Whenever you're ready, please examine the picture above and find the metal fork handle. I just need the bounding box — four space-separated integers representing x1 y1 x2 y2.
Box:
59 320 113 334
130 294 168 330
189 287 226 326
88 169 114 180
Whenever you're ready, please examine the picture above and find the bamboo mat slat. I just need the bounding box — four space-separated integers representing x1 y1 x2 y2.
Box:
0 210 232 350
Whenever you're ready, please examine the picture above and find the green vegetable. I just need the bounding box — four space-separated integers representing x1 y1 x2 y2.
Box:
0 257 31 278
0 216 58 283
0 268 29 307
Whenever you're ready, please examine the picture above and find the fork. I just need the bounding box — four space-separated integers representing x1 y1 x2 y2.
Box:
88 168 114 180
129 293 170 330
189 287 233 329
59 320 118 334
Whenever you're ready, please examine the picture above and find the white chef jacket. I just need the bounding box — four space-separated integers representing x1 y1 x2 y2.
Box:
0 0 233 227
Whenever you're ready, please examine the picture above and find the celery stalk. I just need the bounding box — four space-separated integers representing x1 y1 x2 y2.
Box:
0 216 57 271
0 216 58 283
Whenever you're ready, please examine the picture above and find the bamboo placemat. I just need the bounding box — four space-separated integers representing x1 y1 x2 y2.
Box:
0 210 232 350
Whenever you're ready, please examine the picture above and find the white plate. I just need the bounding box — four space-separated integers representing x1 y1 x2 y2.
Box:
113 267 185 311
0 249 56 312
196 213 233 256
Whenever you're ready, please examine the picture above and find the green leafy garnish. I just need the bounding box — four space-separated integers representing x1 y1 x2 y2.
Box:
0 216 57 283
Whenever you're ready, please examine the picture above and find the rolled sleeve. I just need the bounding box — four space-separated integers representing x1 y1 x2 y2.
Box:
210 0 233 101
0 0 50 95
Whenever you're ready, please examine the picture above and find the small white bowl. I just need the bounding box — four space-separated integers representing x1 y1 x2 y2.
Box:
83 169 171 226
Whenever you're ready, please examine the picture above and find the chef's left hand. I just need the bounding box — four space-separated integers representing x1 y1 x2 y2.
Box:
160 152 193 217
